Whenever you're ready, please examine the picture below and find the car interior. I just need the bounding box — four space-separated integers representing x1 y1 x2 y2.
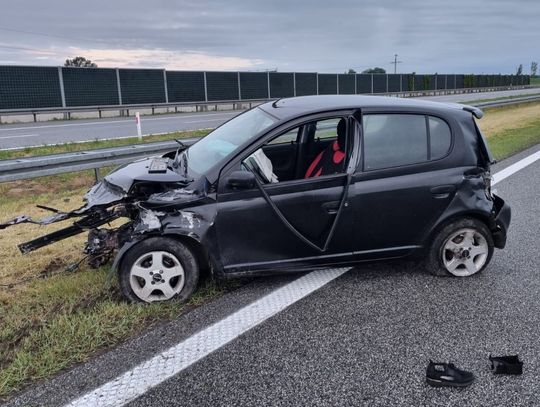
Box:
244 117 351 183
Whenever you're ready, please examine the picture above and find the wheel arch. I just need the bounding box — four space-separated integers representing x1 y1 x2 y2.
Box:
112 233 214 278
422 210 493 252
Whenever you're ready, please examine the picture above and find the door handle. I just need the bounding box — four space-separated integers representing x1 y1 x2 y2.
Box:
430 185 456 198
322 201 341 214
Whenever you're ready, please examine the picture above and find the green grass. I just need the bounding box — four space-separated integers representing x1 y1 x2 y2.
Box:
0 267 236 398
0 129 210 161
530 76 540 86
485 112 540 160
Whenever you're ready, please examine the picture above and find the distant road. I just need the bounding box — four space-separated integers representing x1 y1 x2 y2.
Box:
1 87 539 150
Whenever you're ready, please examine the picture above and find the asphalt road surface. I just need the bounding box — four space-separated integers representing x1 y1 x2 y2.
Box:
1 87 539 150
3 144 539 407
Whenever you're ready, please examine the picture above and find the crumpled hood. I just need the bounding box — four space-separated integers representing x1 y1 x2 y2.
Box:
103 157 192 194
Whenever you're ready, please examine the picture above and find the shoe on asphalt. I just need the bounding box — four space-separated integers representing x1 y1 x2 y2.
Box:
426 360 475 388
489 354 523 375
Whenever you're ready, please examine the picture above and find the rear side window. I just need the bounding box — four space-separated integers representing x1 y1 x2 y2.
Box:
429 116 452 159
362 114 452 170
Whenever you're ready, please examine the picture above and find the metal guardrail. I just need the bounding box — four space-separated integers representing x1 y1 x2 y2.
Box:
0 99 267 123
1 94 539 184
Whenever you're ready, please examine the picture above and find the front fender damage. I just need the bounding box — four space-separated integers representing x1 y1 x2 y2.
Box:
0 158 216 272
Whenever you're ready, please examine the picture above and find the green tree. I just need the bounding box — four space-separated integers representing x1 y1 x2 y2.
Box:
362 67 386 74
64 56 97 68
516 64 523 75
346 68 357 74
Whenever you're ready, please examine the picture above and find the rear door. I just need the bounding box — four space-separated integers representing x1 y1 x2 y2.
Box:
348 112 461 258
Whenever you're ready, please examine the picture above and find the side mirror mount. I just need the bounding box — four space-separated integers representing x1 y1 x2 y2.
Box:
227 170 256 190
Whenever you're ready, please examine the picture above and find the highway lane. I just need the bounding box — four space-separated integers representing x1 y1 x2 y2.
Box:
0 110 241 150
1 87 539 150
3 144 539 407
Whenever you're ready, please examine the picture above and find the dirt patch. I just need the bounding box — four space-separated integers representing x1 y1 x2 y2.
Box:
41 258 68 275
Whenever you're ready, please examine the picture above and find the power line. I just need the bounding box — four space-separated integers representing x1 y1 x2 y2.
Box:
0 44 59 55
0 26 123 47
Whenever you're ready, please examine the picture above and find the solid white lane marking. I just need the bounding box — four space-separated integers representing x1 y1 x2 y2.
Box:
492 149 540 185
0 133 39 139
65 268 349 407
0 112 239 132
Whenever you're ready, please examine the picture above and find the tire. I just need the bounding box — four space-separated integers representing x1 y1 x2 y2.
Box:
118 237 199 303
425 218 494 277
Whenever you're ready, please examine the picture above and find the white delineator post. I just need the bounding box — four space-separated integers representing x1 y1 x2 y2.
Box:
135 112 142 141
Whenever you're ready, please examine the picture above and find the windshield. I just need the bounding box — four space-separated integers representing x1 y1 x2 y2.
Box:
185 107 277 174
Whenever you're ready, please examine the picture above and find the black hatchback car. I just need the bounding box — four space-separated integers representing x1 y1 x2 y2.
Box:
1 95 511 303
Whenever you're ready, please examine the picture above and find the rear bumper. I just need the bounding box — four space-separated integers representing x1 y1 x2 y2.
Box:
491 194 511 249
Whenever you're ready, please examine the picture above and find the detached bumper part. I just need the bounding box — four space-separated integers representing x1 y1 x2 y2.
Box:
491 194 511 249
489 355 523 375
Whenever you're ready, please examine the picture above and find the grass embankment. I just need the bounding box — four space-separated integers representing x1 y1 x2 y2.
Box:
1 103 540 399
0 130 224 399
477 102 540 159
530 76 540 86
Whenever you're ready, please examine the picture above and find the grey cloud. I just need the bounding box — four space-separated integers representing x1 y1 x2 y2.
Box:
0 0 538 73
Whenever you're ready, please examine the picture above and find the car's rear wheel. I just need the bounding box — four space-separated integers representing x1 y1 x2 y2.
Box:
118 237 199 303
426 218 494 277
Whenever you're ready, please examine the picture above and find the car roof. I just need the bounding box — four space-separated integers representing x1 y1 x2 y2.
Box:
258 95 483 120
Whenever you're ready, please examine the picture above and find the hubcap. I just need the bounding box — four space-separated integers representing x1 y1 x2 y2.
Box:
442 228 489 277
129 251 185 302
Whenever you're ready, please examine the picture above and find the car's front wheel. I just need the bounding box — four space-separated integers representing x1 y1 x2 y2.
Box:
426 218 494 277
118 237 199 303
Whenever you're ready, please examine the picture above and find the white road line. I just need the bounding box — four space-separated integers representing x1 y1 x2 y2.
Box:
65 268 349 407
0 112 239 132
0 133 40 139
492 149 540 185
63 147 540 407
0 129 213 152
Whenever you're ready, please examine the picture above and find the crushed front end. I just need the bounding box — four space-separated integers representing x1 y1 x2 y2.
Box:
0 154 211 270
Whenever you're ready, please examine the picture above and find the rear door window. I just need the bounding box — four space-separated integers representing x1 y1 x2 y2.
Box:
362 113 452 170
363 114 427 170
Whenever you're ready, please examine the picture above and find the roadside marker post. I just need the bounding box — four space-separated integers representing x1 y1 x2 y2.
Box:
135 112 142 141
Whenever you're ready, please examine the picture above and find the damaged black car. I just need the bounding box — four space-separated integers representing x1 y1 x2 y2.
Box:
0 95 511 303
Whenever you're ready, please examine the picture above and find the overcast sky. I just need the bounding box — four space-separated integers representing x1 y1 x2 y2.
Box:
0 0 538 74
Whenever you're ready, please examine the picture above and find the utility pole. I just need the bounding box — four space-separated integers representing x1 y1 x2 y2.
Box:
390 54 402 74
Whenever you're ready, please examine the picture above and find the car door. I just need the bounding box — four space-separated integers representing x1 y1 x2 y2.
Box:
214 114 359 275
348 111 462 259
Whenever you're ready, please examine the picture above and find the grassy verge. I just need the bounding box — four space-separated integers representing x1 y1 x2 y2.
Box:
460 92 540 105
478 102 540 159
530 77 540 86
1 101 539 399
0 129 210 161
0 174 238 399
